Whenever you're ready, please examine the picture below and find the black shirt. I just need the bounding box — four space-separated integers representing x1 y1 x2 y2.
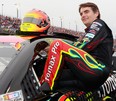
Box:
74 19 113 68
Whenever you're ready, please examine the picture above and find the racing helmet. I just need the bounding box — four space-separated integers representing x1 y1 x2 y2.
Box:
20 9 50 33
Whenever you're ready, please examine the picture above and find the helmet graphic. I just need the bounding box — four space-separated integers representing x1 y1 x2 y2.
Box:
20 9 50 33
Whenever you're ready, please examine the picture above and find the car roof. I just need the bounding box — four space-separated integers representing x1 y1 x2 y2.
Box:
0 35 26 43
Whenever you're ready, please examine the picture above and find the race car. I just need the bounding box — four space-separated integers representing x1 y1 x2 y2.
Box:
0 32 115 101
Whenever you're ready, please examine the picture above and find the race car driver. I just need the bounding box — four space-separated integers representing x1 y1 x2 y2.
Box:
39 2 113 93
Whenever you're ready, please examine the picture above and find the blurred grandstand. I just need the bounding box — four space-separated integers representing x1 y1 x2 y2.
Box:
0 15 21 34
0 15 84 36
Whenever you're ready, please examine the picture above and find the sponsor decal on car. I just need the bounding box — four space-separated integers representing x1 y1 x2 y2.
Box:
0 90 24 101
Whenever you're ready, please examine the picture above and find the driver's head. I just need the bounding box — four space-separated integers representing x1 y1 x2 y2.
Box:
20 9 50 33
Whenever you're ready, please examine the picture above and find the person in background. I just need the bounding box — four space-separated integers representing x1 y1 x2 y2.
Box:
39 2 113 95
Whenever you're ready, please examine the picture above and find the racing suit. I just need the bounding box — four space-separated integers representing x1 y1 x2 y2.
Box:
40 19 113 91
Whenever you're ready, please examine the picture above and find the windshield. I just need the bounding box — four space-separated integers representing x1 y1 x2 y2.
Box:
0 42 17 75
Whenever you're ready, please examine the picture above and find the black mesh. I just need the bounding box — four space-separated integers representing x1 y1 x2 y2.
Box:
21 67 46 101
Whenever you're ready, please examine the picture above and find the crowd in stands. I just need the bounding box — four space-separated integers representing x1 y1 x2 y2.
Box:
0 15 21 34
48 26 80 36
0 15 84 38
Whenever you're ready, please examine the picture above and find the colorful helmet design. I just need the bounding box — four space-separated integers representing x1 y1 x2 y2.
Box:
20 9 50 32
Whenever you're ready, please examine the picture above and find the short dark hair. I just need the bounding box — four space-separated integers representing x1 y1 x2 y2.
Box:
79 2 100 19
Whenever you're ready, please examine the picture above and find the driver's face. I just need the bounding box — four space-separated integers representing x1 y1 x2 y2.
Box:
79 7 99 27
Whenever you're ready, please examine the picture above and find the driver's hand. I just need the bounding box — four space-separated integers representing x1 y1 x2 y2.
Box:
44 46 50 53
34 41 49 53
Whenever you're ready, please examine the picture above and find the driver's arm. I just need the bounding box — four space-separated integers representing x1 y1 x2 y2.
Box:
72 20 107 52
